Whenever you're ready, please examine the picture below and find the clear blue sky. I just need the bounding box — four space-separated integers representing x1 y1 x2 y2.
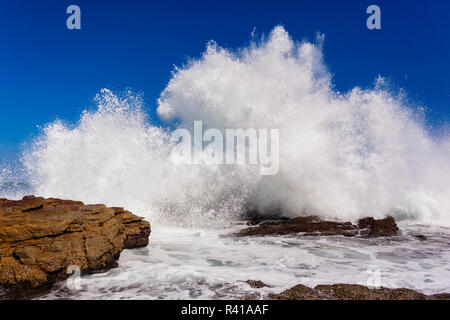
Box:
1 0 449 159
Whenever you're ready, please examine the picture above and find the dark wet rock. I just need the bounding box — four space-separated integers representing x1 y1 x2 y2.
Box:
357 216 398 237
270 283 449 300
0 196 151 292
235 215 398 238
244 280 271 288
414 234 427 241
242 208 290 226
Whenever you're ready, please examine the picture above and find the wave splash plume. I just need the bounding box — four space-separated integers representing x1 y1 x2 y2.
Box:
19 26 450 227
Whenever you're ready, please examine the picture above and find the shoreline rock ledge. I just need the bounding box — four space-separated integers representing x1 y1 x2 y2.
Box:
236 215 399 238
0 196 150 291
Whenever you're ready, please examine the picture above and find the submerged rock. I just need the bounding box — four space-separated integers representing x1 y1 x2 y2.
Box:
0 196 150 291
271 283 450 300
235 215 398 238
244 280 271 288
414 234 427 241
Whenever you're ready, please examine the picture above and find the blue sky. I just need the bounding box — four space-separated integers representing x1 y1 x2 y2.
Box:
0 0 449 159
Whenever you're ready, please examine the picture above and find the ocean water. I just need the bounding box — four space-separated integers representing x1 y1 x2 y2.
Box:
2 181 450 299
1 26 449 299
38 222 450 299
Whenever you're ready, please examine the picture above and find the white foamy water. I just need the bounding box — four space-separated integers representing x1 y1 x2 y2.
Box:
1 26 450 299
21 26 450 226
39 222 450 300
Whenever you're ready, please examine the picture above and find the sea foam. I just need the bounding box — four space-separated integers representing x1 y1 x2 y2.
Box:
19 26 450 227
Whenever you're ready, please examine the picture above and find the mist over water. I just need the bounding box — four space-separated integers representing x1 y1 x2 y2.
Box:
10 26 450 227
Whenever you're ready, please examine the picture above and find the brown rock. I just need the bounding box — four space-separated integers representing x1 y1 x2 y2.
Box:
235 215 398 238
357 216 398 237
0 199 11 205
271 283 449 300
0 196 151 290
271 284 318 300
314 284 426 300
428 293 450 300
244 280 271 288
112 207 151 249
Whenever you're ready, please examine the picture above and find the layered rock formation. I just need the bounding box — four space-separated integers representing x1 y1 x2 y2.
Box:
236 215 398 238
0 196 150 290
270 283 450 300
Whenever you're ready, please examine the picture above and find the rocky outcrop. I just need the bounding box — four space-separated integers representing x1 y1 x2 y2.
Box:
357 216 398 237
271 283 450 300
235 215 398 238
0 196 150 290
